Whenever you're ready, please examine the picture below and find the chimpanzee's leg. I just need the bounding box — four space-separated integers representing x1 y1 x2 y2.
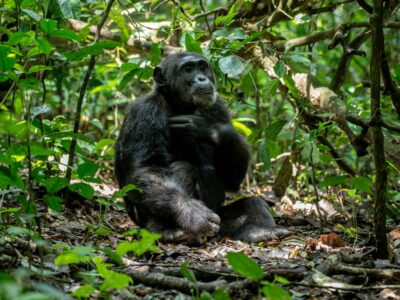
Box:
218 197 290 242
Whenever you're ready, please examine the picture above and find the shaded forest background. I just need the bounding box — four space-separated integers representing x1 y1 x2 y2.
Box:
1 0 400 299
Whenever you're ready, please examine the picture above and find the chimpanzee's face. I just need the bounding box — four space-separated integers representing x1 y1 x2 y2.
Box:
154 53 217 109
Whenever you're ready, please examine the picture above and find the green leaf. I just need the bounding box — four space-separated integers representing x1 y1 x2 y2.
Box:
347 177 373 194
112 184 140 200
64 41 121 61
71 285 96 299
7 226 30 236
180 261 197 283
116 229 160 256
77 162 99 179
55 246 93 265
44 176 68 194
21 8 42 21
226 252 264 280
30 144 54 156
212 289 232 300
219 55 245 78
263 79 280 97
283 74 300 98
184 33 202 54
44 195 64 212
274 60 285 78
0 46 16 72
213 28 248 41
58 0 81 18
37 37 52 57
69 182 94 200
40 19 81 42
320 176 347 188
110 7 131 43
285 54 310 73
262 282 292 300
215 3 237 26
27 64 53 74
265 120 288 140
233 121 252 136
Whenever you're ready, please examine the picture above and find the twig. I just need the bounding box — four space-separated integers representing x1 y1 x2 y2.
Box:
357 0 373 13
381 51 400 118
192 7 227 20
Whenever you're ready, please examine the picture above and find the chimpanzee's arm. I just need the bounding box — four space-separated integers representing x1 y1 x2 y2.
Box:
199 99 251 192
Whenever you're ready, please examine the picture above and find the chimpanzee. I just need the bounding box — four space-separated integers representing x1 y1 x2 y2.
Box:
115 52 289 242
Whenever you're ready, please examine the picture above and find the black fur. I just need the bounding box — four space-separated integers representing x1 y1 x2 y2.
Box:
115 52 289 242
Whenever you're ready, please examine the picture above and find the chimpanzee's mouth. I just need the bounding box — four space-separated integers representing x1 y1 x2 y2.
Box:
192 91 217 107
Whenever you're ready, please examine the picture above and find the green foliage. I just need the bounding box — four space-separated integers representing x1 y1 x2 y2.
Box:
226 252 263 280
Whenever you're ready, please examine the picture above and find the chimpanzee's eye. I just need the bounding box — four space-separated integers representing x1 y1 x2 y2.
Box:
184 65 194 73
199 61 208 72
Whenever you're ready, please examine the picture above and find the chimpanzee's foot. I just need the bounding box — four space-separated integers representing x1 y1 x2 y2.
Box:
234 226 291 243
219 197 291 243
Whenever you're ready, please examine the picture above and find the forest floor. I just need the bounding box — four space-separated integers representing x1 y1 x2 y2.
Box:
2 181 400 300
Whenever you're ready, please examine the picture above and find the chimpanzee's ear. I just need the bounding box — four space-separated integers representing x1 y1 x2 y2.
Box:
153 66 167 86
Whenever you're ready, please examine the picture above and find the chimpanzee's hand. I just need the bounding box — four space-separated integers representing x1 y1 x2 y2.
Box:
176 199 220 237
169 115 217 142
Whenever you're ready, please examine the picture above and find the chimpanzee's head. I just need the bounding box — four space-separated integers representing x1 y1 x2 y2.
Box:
153 52 217 109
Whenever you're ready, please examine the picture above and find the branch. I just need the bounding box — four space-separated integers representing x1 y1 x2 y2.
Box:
330 29 371 92
381 51 400 118
277 22 369 50
357 0 373 13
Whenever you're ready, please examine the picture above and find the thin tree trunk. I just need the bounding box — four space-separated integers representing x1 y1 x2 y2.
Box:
370 0 388 259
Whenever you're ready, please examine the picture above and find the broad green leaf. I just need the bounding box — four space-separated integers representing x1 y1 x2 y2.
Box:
227 252 264 280
274 60 285 78
263 79 280 97
212 289 232 300
21 8 42 21
30 144 54 156
44 195 64 212
0 46 16 72
58 0 81 18
77 162 99 179
71 285 96 299
44 177 68 194
69 182 94 200
347 177 373 194
184 34 202 54
64 41 122 61
180 262 197 283
219 55 244 78
320 176 347 188
285 54 310 73
120 63 139 72
37 37 52 57
262 282 292 300
40 19 81 42
55 246 93 265
265 120 288 140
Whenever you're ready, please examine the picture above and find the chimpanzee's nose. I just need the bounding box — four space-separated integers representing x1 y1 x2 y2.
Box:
197 75 206 82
